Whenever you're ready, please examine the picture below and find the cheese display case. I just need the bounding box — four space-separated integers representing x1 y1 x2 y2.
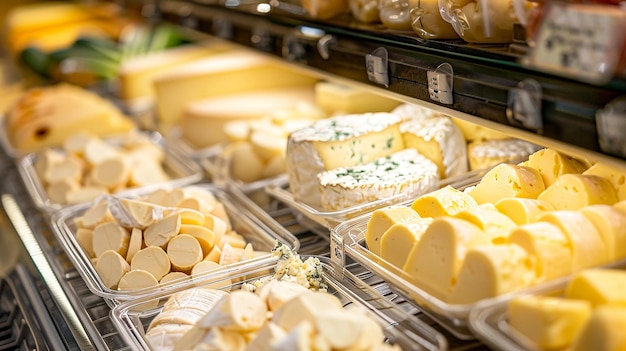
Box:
0 0 626 350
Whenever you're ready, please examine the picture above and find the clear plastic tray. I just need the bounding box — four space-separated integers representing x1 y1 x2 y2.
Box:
266 167 487 229
49 183 300 303
469 259 626 351
110 256 449 351
16 131 203 213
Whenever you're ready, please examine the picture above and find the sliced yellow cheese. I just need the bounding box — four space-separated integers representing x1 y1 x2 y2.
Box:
166 234 203 273
130 246 171 281
143 213 181 248
365 206 420 256
580 205 626 261
453 204 516 244
92 221 130 258
583 161 626 201
495 197 554 225
95 249 130 289
402 217 490 300
178 224 216 257
537 174 618 210
508 296 592 350
570 305 626 351
175 209 205 226
448 244 536 304
379 218 433 269
410 185 477 217
125 227 142 264
537 211 609 271
508 222 573 282
469 163 545 204
526 148 590 187
565 269 626 307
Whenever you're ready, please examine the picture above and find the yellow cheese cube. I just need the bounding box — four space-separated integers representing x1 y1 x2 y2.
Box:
537 174 618 210
495 197 554 225
581 205 626 261
508 296 592 350
469 164 545 205
566 269 626 307
453 204 516 244
379 218 433 269
508 222 573 282
365 206 420 256
526 148 590 187
583 161 626 201
570 305 626 351
410 185 477 217
537 211 608 271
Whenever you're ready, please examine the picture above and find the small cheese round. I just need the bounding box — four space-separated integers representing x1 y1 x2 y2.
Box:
92 221 130 258
90 157 130 188
131 246 171 281
167 234 203 273
118 269 159 290
95 250 130 289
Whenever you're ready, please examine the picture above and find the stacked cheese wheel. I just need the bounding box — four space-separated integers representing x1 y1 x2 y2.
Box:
508 268 626 351
34 130 170 205
365 147 626 304
76 187 264 291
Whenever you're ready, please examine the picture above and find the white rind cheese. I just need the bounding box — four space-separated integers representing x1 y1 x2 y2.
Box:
318 148 439 211
468 138 541 171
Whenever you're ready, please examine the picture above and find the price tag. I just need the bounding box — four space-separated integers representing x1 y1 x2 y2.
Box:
530 3 626 85
365 47 389 87
427 62 453 104
330 229 345 268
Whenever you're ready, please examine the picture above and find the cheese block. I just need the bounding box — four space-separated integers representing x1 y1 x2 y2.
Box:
131 246 171 281
508 222 573 282
401 115 468 178
468 138 541 171
181 87 316 148
453 204 516 244
314 82 400 114
365 206 420 256
565 269 626 307
570 305 626 351
6 84 134 153
469 163 546 204
410 185 477 217
583 161 626 201
451 117 508 141
152 51 318 129
95 250 130 289
525 148 590 187
198 290 267 331
537 174 618 210
379 218 433 269
537 211 608 271
402 217 490 300
495 197 554 225
286 112 405 207
508 296 592 350
580 205 626 261
317 148 439 211
166 234 203 273
117 269 159 290
92 221 130 258
448 244 536 304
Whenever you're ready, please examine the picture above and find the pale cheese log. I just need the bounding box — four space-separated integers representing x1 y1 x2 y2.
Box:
580 205 626 261
468 138 541 171
410 185 477 217
453 204 516 244
285 112 405 208
448 244 536 304
495 197 554 225
181 87 316 148
314 82 400 114
402 217 490 300
525 148 590 187
570 305 626 351
152 51 318 129
365 206 421 256
469 163 545 204
317 148 439 211
583 161 626 201
538 174 618 210
379 218 433 269
507 296 592 351
401 115 468 179
167 234 203 273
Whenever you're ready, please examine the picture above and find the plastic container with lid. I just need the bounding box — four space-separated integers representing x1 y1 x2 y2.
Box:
438 0 518 43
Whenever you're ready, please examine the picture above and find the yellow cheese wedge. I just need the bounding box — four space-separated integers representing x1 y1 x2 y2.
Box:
198 290 267 331
130 246 171 281
143 213 181 248
273 291 343 331
448 244 536 304
469 163 545 205
495 197 554 225
410 185 477 217
507 296 592 350
580 205 626 261
166 234 203 273
526 148 590 187
314 82 400 114
583 161 626 201
75 228 95 258
379 218 433 269
178 224 216 256
117 269 159 290
92 221 130 258
537 211 609 270
402 217 490 300
159 272 189 285
537 174 618 210
95 250 130 289
365 206 420 256
565 269 626 307
453 204 516 244
570 304 626 351
508 222 573 282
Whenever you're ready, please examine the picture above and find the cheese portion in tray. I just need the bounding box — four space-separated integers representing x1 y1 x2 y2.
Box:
335 147 626 337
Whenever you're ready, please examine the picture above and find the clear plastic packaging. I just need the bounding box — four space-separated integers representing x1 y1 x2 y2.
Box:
348 0 381 23
16 131 203 213
110 256 448 351
50 183 300 303
408 0 460 39
438 0 518 43
379 0 413 30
